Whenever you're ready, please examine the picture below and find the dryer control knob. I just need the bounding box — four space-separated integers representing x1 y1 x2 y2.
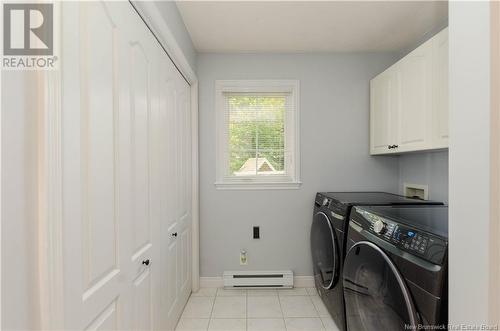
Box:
373 220 387 234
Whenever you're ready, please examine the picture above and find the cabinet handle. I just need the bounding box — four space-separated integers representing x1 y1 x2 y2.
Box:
171 232 178 237
142 259 150 266
393 145 398 148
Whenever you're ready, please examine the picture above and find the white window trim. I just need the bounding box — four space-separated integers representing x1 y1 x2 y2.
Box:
215 80 301 190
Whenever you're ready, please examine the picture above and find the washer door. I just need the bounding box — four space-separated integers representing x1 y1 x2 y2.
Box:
343 241 419 331
311 212 340 290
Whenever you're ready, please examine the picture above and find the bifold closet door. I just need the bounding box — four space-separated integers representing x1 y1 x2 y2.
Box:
157 54 192 331
60 1 191 330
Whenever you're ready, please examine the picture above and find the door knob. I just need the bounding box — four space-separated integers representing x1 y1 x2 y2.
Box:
142 259 150 266
171 232 178 237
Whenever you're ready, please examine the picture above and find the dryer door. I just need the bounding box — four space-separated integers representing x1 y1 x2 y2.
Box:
343 241 419 331
311 212 340 290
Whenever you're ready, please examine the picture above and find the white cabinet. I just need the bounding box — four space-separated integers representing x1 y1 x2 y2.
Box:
396 41 433 152
370 68 398 154
432 28 449 148
370 27 448 155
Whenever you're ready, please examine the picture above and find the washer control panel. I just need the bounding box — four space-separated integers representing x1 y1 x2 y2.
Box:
392 226 429 255
354 207 447 264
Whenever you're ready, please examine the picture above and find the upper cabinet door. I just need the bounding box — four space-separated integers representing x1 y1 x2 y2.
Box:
369 27 448 155
396 41 433 152
432 28 449 148
370 68 398 155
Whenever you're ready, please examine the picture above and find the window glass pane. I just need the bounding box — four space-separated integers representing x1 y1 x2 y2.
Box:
229 121 256 151
257 116 284 150
227 94 286 177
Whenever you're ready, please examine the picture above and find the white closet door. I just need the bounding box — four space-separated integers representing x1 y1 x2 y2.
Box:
177 73 192 307
158 55 192 331
125 11 161 331
61 2 161 329
158 55 180 330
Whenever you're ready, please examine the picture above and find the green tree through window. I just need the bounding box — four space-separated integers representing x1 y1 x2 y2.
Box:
227 94 285 176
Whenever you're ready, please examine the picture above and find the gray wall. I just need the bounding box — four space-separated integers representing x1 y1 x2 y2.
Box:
154 1 197 72
197 53 401 277
398 151 449 203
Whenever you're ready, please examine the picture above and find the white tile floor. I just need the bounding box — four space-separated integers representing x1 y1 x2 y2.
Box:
176 288 341 331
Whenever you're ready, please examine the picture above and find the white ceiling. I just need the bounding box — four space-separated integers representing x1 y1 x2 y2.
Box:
176 1 448 53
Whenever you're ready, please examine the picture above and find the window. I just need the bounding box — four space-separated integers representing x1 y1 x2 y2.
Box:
215 80 301 189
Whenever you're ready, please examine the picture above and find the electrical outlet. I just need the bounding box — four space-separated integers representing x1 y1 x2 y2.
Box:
240 250 248 265
253 226 260 239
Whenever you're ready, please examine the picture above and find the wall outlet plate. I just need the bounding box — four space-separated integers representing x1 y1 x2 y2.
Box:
240 250 248 265
404 183 429 200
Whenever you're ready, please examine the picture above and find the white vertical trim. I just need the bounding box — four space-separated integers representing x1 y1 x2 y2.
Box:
0 13 3 329
37 69 64 330
490 1 500 323
37 2 65 329
191 81 200 292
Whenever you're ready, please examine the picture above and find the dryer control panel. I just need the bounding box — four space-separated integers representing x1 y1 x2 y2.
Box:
353 208 447 265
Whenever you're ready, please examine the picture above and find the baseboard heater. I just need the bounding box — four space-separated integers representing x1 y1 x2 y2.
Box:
223 270 293 288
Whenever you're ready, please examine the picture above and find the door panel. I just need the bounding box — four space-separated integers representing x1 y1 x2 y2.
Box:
397 42 433 151
130 43 151 255
177 77 192 302
84 300 118 331
62 2 127 329
165 223 180 324
370 69 397 155
133 269 152 330
126 16 158 331
180 226 191 293
161 58 193 330
82 0 118 290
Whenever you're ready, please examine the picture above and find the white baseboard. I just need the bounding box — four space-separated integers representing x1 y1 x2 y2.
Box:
293 276 315 288
199 276 314 288
199 277 224 288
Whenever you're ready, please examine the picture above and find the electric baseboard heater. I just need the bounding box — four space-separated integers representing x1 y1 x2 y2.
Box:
223 270 294 288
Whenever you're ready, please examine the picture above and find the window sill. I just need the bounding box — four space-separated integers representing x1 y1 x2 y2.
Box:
214 181 302 190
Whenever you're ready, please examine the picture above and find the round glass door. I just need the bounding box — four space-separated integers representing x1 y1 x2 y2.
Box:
310 212 339 290
343 241 419 331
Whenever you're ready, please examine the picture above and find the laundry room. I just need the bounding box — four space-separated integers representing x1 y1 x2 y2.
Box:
1 1 498 331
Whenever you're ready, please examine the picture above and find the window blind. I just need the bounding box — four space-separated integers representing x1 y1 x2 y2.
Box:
223 92 291 177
